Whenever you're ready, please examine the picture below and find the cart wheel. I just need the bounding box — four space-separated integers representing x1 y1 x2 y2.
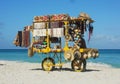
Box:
42 57 55 71
71 58 86 72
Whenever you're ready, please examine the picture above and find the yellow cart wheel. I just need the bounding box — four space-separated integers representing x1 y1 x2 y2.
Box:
42 57 55 71
71 58 86 72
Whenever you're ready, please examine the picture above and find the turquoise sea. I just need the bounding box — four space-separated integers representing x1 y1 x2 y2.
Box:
0 49 120 68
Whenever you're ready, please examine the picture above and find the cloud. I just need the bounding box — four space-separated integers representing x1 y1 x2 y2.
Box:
92 35 120 42
88 34 120 49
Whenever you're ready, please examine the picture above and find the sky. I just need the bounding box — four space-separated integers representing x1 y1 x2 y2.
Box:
0 0 120 49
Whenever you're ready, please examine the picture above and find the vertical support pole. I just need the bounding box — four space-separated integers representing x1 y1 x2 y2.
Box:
46 22 49 48
64 21 69 51
59 38 62 64
31 24 35 45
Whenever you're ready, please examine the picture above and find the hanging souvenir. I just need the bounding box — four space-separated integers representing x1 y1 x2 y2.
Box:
50 37 59 43
52 28 64 37
24 31 30 47
34 22 46 29
18 31 22 47
24 26 32 31
13 33 19 46
88 23 93 42
50 22 59 28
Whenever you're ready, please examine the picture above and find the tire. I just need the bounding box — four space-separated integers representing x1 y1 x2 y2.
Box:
71 58 86 72
42 57 55 71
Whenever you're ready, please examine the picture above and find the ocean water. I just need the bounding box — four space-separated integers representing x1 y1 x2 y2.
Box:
0 49 120 68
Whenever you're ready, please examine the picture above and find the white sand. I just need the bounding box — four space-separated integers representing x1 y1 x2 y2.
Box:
0 60 120 84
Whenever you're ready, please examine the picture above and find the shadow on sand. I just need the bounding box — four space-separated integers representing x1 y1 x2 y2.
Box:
0 64 6 66
30 67 100 72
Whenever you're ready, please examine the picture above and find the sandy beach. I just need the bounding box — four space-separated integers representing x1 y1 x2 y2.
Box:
0 60 120 84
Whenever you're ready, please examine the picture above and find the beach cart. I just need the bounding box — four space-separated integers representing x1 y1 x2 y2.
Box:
13 13 99 72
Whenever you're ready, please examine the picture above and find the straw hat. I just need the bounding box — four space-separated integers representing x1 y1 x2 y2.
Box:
79 12 90 19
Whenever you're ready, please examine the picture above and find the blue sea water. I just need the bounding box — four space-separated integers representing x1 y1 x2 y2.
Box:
0 49 120 68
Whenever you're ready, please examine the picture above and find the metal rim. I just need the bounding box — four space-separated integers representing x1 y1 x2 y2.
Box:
42 57 55 71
